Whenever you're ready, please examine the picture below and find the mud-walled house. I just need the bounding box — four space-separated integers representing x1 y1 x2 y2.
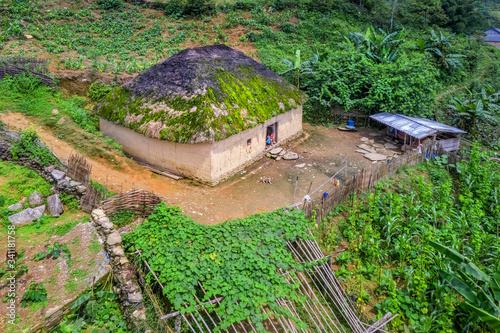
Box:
97 45 304 185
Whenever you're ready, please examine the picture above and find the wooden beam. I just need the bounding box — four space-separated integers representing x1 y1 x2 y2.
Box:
364 312 392 333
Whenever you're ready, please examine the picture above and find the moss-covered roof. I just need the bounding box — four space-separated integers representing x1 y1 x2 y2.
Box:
97 45 303 143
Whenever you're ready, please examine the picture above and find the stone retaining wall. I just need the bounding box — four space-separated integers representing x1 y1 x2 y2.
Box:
90 209 149 331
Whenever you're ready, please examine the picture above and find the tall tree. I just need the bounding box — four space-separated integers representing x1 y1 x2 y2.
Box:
441 0 487 33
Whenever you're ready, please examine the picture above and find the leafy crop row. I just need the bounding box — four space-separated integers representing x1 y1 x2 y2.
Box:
316 146 500 331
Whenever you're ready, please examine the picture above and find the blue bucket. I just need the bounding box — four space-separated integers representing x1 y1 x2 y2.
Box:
347 120 355 127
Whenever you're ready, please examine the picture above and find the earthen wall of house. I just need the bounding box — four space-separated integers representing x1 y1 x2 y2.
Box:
487 41 500 48
99 106 302 185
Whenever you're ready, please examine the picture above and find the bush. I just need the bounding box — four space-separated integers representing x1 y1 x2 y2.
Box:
109 209 137 227
96 0 123 10
10 127 57 167
21 283 47 307
5 72 43 94
164 0 214 16
88 82 112 101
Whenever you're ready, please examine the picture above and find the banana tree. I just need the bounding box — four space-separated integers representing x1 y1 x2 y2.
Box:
415 30 465 69
429 240 500 331
347 26 405 63
279 49 318 89
449 87 499 139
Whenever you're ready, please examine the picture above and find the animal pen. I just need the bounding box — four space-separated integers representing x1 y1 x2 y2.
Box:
300 141 461 222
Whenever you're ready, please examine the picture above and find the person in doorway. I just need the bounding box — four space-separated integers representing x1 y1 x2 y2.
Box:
269 132 274 144
266 135 272 147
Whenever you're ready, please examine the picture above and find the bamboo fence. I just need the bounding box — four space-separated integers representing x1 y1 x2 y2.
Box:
67 153 92 184
303 142 459 221
80 185 102 213
102 189 162 216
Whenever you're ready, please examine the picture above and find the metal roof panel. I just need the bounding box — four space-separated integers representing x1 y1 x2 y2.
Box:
369 112 466 139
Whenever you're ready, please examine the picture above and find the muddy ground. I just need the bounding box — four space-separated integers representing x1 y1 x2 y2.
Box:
2 112 384 224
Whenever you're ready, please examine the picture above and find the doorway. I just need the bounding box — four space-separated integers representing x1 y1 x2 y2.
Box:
266 122 278 147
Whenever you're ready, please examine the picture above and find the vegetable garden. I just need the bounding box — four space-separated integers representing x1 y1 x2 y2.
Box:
314 146 500 331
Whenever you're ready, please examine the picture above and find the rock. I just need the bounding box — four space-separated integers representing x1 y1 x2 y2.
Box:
101 220 113 230
51 169 66 181
8 198 26 211
276 156 281 161
76 185 87 194
96 216 110 226
355 149 371 154
295 163 306 168
47 194 64 217
128 292 143 303
360 137 369 142
28 191 44 207
366 139 375 144
132 308 147 320
56 117 66 125
8 205 45 226
69 180 81 187
51 109 59 114
266 153 272 158
25 34 33 39
278 149 287 156
119 257 129 265
44 165 55 173
363 153 388 161
283 152 299 160
384 143 398 149
270 148 283 155
58 176 71 186
92 209 106 219
107 231 122 246
112 246 125 257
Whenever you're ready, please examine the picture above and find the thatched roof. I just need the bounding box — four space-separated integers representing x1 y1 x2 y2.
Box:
98 45 302 143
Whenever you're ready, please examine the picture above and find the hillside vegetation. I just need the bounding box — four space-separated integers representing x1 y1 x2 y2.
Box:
2 0 500 148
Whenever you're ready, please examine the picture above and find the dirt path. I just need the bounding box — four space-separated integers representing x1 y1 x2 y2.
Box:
2 112 378 224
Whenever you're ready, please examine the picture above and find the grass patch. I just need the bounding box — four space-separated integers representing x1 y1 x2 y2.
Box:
88 234 102 254
64 280 78 292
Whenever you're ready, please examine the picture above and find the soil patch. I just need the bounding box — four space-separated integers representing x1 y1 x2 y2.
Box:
1 112 383 224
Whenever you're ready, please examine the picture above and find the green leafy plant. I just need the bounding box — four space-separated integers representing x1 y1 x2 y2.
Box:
347 26 405 63
34 242 69 261
10 127 57 167
429 240 500 330
123 205 313 331
21 283 47 308
109 209 136 227
88 82 113 101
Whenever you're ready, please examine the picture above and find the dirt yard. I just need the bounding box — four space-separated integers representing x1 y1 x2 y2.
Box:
2 112 384 224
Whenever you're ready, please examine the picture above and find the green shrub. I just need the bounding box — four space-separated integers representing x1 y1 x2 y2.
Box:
10 127 57 166
21 283 47 307
4 72 43 94
96 0 123 10
59 193 79 211
88 82 112 101
109 209 137 227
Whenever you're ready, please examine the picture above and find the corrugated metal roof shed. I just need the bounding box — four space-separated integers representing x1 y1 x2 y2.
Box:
369 112 466 139
485 27 500 42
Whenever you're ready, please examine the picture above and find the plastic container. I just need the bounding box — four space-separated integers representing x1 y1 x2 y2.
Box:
347 120 355 127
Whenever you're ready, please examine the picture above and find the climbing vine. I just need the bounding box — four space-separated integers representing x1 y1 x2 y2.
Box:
123 205 312 331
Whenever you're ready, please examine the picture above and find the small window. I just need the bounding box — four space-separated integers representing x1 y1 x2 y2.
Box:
247 139 252 146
